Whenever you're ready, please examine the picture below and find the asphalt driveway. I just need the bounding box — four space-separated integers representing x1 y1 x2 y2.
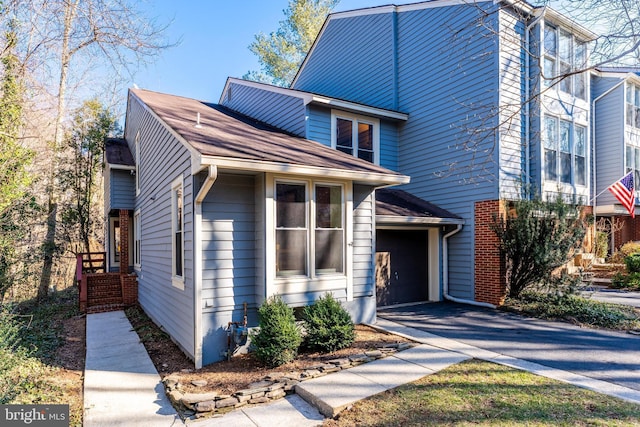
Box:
378 302 640 392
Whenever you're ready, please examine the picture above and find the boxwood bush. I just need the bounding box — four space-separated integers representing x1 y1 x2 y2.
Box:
302 293 355 352
250 295 302 367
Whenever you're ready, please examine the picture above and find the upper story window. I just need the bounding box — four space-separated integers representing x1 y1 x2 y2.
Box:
275 180 344 278
331 111 379 164
543 115 587 187
543 24 587 100
626 84 640 128
171 177 184 287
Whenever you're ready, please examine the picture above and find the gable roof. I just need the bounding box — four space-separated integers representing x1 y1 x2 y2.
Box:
376 188 464 225
105 138 135 169
129 88 409 186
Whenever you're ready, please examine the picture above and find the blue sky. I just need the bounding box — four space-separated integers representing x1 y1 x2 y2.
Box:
133 1 418 102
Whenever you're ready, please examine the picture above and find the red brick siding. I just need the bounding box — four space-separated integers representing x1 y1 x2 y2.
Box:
82 272 138 313
119 209 130 274
613 216 640 249
474 200 507 306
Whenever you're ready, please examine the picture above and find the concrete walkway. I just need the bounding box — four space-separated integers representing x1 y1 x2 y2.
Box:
84 311 182 426
85 309 640 427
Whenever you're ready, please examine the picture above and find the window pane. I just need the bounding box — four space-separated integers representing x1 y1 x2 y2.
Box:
575 73 586 100
626 145 634 170
358 123 373 150
575 125 586 156
560 152 572 184
574 41 586 68
544 117 557 149
627 103 635 126
175 232 182 276
276 183 306 228
336 118 353 154
627 85 633 103
635 147 640 171
114 221 121 263
560 121 570 152
575 156 586 186
315 230 343 274
175 187 183 232
543 57 555 86
276 230 307 276
559 30 571 63
635 87 640 107
544 26 556 56
316 185 342 229
545 149 557 181
559 62 572 93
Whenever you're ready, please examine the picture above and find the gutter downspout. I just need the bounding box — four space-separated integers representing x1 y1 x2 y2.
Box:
193 164 218 369
524 7 547 197
442 224 496 309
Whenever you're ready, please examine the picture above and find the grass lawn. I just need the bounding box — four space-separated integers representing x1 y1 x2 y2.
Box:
324 359 640 427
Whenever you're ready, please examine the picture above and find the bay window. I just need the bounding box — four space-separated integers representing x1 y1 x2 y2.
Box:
275 180 344 278
626 84 640 128
626 144 640 189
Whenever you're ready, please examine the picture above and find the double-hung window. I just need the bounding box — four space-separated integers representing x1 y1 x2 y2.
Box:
275 181 344 278
172 177 184 286
332 111 379 164
544 115 587 186
543 24 587 100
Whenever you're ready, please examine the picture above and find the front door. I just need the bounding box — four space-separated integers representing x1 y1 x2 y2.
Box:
375 230 428 306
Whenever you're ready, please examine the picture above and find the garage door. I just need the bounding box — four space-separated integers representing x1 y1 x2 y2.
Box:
375 230 428 306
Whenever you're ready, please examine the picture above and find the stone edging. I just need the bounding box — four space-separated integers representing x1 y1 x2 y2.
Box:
163 342 413 420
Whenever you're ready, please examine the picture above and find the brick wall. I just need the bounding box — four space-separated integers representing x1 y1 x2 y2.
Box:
613 216 640 250
81 272 138 313
119 209 130 274
474 200 507 306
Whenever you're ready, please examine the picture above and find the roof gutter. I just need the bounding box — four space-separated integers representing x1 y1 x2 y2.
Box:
193 164 218 369
442 224 496 309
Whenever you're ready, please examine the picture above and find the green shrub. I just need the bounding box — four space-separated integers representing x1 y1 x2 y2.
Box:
625 253 640 273
595 231 608 259
302 293 355 352
610 241 640 264
250 295 301 367
611 272 640 290
510 292 639 330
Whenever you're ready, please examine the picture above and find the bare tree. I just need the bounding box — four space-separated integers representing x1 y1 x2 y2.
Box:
1 0 174 300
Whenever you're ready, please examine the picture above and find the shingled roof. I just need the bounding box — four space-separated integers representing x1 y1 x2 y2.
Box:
104 138 134 167
376 188 463 225
129 88 408 185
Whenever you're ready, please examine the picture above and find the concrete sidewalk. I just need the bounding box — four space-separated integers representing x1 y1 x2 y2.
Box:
85 310 640 427
84 311 182 426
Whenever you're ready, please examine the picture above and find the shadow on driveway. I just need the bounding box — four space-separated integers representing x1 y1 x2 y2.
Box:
378 302 640 391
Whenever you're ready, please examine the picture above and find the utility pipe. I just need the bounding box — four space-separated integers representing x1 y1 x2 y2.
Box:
442 224 496 309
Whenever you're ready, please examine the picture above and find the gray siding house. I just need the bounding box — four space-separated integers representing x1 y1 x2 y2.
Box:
104 88 411 367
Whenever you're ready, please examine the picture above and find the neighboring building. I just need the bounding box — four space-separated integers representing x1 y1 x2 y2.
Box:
592 67 640 249
219 0 595 307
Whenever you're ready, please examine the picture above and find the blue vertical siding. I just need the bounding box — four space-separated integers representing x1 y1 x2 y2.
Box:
200 173 258 365
109 169 135 210
593 78 625 206
293 13 397 110
221 82 307 137
125 93 196 360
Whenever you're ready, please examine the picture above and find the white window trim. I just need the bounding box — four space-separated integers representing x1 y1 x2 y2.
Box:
171 176 185 290
133 209 141 271
266 174 353 302
330 110 380 165
135 130 140 196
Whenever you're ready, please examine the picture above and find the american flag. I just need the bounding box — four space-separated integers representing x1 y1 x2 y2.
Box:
608 171 636 218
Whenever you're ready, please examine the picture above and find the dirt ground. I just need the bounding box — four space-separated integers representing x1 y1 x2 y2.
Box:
53 314 86 427
126 306 414 396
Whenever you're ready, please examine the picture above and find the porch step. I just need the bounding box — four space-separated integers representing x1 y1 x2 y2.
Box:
87 303 125 314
